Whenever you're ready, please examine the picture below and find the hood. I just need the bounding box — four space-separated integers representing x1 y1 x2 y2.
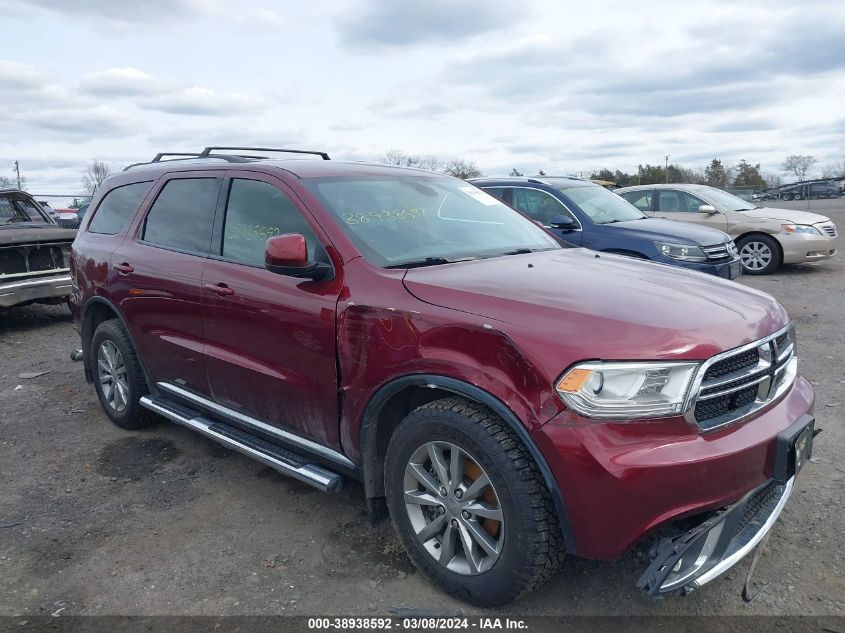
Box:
403 249 789 362
0 225 77 246
741 207 830 224
610 217 729 246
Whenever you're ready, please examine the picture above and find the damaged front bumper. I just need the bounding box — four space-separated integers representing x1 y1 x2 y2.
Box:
0 272 73 308
637 415 815 595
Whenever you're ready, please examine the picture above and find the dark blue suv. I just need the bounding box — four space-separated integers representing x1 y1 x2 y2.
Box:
472 177 741 279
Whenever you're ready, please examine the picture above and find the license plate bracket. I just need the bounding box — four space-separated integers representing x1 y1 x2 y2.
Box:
773 415 815 482
729 260 742 279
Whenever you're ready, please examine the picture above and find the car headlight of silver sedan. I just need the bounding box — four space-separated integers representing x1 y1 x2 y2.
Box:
556 361 699 419
654 241 708 262
781 224 821 235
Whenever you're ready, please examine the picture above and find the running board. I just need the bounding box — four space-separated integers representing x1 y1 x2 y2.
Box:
139 396 344 493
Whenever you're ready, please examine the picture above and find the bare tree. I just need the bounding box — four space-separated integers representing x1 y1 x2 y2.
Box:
82 160 112 195
443 159 482 180
508 168 523 176
821 161 845 179
782 155 817 182
0 175 12 189
377 149 442 172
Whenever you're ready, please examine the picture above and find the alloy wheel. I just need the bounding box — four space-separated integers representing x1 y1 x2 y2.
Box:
739 241 773 271
97 340 129 412
403 441 504 575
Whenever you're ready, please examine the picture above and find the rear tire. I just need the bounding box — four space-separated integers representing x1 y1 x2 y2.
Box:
737 234 782 275
91 319 155 429
385 397 564 606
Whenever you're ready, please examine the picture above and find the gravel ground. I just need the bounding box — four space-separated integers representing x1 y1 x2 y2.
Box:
1 205 843 618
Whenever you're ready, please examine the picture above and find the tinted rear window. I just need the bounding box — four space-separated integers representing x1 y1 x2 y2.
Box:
88 181 152 234
142 178 220 254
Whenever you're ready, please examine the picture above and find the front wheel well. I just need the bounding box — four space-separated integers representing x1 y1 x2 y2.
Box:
735 232 784 256
358 376 577 553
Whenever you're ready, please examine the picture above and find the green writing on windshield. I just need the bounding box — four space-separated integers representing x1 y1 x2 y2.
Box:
343 208 429 225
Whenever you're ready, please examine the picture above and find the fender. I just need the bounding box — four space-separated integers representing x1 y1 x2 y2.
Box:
81 295 155 393
359 374 577 554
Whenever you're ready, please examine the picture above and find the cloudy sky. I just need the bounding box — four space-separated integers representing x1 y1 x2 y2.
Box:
2 0 844 195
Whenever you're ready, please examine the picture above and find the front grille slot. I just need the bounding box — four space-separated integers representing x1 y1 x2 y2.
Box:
703 348 759 380
691 327 796 430
701 242 738 261
818 222 837 237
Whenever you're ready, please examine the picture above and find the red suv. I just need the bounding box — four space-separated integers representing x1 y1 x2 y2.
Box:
69 147 816 605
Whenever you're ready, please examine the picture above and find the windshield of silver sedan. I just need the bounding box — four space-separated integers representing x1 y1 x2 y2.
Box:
698 186 757 212
304 177 561 267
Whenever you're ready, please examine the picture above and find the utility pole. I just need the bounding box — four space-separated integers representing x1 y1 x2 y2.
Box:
664 155 670 184
14 160 21 190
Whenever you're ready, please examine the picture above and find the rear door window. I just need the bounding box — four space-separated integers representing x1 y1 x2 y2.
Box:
143 178 220 254
88 181 152 235
657 190 708 213
220 178 320 266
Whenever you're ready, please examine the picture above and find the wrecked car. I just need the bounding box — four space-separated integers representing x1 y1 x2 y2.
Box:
69 147 816 605
1 189 76 310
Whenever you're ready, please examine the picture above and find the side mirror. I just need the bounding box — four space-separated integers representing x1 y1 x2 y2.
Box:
549 214 576 230
698 205 718 214
265 234 330 281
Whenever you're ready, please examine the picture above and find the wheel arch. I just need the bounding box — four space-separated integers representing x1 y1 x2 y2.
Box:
735 231 784 256
81 296 152 390
359 374 576 553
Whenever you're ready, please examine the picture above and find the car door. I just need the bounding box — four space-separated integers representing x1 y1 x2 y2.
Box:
200 172 342 449
109 172 223 395
655 189 729 232
510 187 583 246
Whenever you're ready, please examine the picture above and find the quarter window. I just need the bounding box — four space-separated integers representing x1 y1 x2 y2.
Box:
657 190 708 213
88 181 152 235
221 179 319 266
143 178 219 254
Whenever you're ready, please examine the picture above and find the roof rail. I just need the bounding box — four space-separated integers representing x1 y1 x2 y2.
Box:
152 152 202 162
199 146 331 160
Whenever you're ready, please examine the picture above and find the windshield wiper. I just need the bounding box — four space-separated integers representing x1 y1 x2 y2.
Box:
387 257 464 269
501 248 534 255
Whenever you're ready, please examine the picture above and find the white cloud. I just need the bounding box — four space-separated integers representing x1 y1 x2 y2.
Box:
81 67 164 97
140 87 264 116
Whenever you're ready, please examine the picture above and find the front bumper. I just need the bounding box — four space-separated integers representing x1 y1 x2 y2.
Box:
0 273 73 308
532 375 815 561
780 232 836 264
656 256 742 279
636 413 815 595
637 476 794 595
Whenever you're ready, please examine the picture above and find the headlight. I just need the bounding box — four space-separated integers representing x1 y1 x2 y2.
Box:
555 361 699 419
654 242 708 262
781 224 821 235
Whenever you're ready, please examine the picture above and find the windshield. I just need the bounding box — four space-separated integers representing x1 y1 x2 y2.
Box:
697 186 756 211
304 177 560 267
1 196 52 225
559 185 645 224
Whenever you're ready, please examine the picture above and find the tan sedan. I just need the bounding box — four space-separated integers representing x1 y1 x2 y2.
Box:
617 184 837 274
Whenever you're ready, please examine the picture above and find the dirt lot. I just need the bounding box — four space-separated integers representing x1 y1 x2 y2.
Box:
1 205 843 617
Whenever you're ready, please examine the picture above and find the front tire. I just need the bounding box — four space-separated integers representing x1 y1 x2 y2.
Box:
91 319 155 429
385 397 564 606
737 234 782 275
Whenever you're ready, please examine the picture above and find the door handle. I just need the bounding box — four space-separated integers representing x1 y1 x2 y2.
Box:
204 282 235 297
112 262 134 274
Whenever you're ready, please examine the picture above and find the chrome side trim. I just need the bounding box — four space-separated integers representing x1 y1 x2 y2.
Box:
156 382 355 469
692 477 794 588
140 396 342 493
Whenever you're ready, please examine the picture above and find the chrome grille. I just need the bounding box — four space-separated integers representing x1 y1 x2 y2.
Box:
686 325 797 430
816 222 837 237
701 241 739 261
